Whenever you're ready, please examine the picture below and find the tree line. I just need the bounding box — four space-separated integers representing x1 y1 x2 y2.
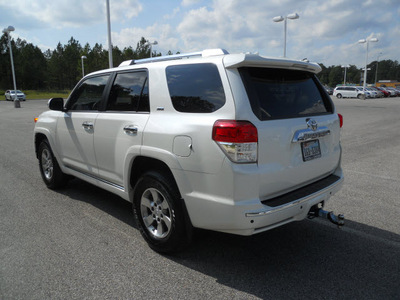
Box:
1 34 399 91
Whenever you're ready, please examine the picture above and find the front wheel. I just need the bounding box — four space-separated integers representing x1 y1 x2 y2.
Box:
133 171 191 253
336 93 343 99
38 140 68 189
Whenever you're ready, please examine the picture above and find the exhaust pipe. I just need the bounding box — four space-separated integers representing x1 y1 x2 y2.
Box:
308 203 344 228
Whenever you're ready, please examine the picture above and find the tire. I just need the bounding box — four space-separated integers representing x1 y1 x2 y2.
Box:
38 140 68 189
357 94 362 99
336 93 342 99
133 171 191 253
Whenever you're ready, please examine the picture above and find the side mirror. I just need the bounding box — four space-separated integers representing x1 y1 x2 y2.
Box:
48 98 64 111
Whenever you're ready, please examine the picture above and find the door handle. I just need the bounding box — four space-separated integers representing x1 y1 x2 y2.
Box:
124 125 138 135
82 121 94 130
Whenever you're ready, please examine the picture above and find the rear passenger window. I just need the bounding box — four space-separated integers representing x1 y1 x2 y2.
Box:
166 63 225 113
239 67 332 121
107 71 149 112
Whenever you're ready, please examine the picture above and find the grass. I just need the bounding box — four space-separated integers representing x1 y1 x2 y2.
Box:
0 90 70 100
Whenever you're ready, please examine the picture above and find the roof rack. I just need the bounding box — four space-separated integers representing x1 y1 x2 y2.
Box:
119 48 229 67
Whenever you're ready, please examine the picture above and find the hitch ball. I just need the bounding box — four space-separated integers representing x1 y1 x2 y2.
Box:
308 204 345 228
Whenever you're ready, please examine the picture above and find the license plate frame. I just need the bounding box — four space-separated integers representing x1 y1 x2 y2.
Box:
301 139 321 162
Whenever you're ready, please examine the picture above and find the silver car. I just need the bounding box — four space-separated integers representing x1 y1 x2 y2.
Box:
5 90 26 101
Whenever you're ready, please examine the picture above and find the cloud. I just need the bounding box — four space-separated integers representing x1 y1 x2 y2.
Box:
2 0 399 67
112 24 180 53
1 0 142 29
181 0 202 7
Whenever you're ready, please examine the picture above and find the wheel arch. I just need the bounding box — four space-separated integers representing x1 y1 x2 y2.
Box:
129 156 180 196
128 156 194 232
34 132 49 159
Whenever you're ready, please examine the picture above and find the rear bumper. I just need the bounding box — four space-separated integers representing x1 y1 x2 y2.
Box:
183 169 344 236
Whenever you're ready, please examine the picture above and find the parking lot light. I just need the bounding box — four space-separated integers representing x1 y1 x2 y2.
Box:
375 52 382 85
81 56 87 77
358 37 379 92
146 40 158 58
2 25 20 108
341 65 350 85
273 13 300 58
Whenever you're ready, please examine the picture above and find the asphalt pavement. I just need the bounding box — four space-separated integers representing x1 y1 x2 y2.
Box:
0 98 399 299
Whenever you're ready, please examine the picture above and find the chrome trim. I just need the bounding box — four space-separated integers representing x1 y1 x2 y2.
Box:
292 126 330 143
65 165 125 192
245 176 343 217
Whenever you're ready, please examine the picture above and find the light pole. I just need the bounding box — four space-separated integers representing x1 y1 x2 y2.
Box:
81 56 87 77
272 13 299 58
2 25 20 108
106 0 113 68
147 40 158 58
341 65 350 85
358 37 378 92
375 52 382 85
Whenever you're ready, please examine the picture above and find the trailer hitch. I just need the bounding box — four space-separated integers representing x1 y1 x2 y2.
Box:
308 204 344 228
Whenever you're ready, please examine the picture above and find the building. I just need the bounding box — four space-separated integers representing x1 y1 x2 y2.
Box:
376 80 400 88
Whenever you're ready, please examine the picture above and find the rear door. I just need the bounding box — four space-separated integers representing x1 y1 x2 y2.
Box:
94 70 150 188
237 67 341 198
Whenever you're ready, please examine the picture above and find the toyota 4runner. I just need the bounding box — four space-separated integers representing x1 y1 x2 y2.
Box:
34 49 344 252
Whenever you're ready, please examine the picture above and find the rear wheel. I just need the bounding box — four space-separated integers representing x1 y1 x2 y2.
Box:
336 93 342 99
38 140 68 189
133 171 191 253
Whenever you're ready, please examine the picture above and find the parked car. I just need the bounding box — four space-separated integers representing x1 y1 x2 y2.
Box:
368 87 383 98
34 49 344 252
334 86 364 99
5 90 26 101
373 87 390 97
324 86 333 95
385 87 400 97
365 87 378 98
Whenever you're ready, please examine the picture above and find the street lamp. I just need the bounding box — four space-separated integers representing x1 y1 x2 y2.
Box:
106 0 113 68
375 52 382 85
147 40 158 58
81 56 87 77
358 37 378 92
273 13 299 58
2 25 20 108
341 65 350 85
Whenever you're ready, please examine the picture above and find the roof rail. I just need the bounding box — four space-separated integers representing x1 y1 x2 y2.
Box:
119 48 229 67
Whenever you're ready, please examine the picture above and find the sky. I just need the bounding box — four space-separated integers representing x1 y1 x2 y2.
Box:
1 0 399 68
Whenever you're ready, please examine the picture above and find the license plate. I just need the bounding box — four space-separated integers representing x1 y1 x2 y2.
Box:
301 139 321 161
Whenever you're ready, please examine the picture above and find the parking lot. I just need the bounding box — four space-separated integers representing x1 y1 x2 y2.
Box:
1 97 399 299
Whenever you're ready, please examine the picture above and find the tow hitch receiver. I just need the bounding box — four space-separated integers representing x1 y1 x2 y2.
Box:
308 204 344 228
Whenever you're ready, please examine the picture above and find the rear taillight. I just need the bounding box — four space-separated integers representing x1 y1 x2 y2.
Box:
338 113 343 128
212 120 258 163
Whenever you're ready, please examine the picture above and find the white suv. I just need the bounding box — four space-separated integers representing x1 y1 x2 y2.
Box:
34 49 344 252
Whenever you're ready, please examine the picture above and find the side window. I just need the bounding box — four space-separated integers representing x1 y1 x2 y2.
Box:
68 75 110 111
106 71 149 112
166 63 226 113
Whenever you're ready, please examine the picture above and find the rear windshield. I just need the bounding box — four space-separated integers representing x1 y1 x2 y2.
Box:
239 67 333 120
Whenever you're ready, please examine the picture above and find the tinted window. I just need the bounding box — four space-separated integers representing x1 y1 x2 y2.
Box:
166 63 225 113
107 71 149 112
68 75 110 111
239 67 332 120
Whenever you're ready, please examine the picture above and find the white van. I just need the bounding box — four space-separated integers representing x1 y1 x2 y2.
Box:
334 86 364 99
